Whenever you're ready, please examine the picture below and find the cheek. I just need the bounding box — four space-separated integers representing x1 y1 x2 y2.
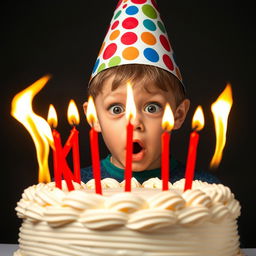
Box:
100 120 126 149
146 122 163 148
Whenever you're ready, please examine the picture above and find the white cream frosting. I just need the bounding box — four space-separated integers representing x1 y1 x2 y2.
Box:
142 177 172 189
15 178 241 256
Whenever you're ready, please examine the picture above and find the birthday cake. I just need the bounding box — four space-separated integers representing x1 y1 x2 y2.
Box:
14 177 242 256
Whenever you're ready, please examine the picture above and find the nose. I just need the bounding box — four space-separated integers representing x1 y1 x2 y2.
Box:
133 113 145 132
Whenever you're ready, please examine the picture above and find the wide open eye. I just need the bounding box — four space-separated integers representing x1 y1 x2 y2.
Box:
108 104 125 115
144 103 162 113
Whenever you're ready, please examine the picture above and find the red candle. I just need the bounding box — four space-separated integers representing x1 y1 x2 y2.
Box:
63 126 81 184
61 153 75 191
184 106 204 191
125 83 136 192
86 96 102 194
184 131 199 191
161 131 170 190
52 129 63 189
161 104 174 191
125 121 134 192
47 103 77 191
90 127 102 194
52 129 75 191
71 127 80 183
64 99 81 184
47 104 63 189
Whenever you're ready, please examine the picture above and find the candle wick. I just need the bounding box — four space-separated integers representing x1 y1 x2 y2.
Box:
50 124 55 130
90 120 96 130
163 128 171 133
71 121 78 128
192 126 199 132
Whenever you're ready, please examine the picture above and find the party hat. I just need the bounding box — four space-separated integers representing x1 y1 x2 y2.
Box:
90 0 183 87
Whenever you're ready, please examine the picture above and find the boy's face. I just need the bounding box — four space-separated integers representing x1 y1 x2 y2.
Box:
85 76 189 172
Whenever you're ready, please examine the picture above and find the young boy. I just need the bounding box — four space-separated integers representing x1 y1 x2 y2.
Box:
81 0 220 184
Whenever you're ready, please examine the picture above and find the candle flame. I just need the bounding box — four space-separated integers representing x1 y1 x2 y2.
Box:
67 99 80 126
11 76 53 183
47 104 58 128
86 96 98 126
161 103 174 131
210 83 233 169
192 106 204 131
126 82 136 123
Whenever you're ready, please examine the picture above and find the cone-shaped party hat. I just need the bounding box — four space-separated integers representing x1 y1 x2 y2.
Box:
90 0 183 88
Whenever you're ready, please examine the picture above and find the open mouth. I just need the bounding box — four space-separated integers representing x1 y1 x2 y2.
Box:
132 141 145 161
133 142 143 154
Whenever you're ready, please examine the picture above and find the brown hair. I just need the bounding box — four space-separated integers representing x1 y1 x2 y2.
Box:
88 64 186 106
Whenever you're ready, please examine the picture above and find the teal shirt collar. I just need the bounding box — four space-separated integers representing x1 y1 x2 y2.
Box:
102 154 178 184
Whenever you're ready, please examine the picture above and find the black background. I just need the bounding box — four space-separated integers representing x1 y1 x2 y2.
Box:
1 0 254 248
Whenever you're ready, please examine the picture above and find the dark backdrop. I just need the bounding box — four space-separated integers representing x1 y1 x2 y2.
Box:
1 0 254 248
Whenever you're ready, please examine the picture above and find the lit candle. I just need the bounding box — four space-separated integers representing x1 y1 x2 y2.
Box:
86 96 102 195
125 83 136 192
47 104 63 189
161 104 174 191
63 99 81 184
184 106 204 191
47 104 75 191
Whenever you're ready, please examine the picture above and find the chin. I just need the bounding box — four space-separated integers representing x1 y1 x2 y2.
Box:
131 169 145 172
131 163 151 172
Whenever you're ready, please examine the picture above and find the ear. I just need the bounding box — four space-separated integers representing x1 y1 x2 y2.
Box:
173 99 190 130
83 101 102 132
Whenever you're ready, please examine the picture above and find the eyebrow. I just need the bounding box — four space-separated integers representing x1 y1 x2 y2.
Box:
104 92 126 100
101 92 127 106
102 86 167 101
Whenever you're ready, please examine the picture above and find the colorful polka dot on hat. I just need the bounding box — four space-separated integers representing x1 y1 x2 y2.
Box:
90 0 183 88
